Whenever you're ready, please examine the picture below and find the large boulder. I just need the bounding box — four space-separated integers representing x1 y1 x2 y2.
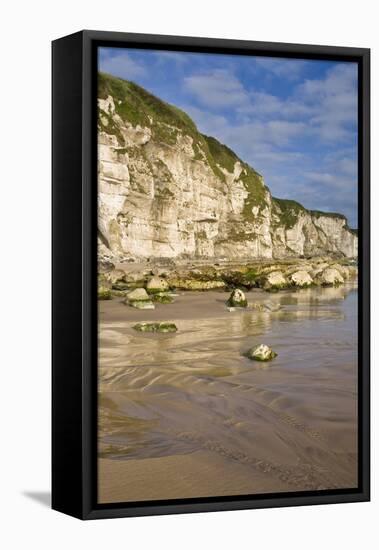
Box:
107 269 127 284
99 269 129 290
98 258 115 273
126 287 150 301
311 262 330 278
124 287 155 309
316 267 344 286
346 265 358 279
247 344 277 362
289 270 313 288
152 292 174 304
146 276 169 294
227 288 247 308
329 263 350 280
261 271 288 291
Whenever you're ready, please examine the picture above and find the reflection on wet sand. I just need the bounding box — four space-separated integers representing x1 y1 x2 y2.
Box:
98 282 358 503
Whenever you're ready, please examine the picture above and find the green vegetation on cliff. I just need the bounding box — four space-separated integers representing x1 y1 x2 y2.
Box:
99 72 197 134
240 166 269 219
310 209 346 220
98 72 265 198
98 72 225 181
202 135 240 173
202 134 268 216
273 198 306 229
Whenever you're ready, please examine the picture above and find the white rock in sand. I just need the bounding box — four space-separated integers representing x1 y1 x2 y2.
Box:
146 276 169 294
227 288 247 308
247 344 277 362
126 288 149 301
125 287 155 309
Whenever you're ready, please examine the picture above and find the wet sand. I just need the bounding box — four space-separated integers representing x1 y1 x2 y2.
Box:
98 283 358 503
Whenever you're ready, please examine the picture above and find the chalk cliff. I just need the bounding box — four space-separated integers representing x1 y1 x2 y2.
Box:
97 73 358 262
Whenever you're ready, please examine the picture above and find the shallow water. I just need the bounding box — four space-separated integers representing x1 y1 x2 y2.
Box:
98 282 358 496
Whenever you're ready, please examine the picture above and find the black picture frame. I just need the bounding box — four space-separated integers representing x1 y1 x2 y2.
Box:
52 30 370 520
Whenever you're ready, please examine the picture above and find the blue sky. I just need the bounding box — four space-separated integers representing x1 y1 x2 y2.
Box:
99 47 358 227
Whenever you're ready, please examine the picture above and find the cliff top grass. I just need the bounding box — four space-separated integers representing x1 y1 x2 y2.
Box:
202 135 240 174
273 197 306 229
99 72 197 134
99 72 229 181
310 209 358 235
310 209 347 221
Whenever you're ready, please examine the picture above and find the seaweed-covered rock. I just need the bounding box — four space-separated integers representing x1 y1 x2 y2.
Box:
102 269 129 290
98 258 115 273
289 270 313 288
110 289 129 297
108 269 127 284
167 278 225 290
133 322 177 333
130 301 155 309
152 292 174 304
126 288 150 301
125 287 155 309
316 267 344 286
221 268 258 288
98 273 111 289
146 276 169 294
227 288 247 307
261 271 288 291
112 282 129 291
247 344 277 362
98 286 112 300
328 263 350 280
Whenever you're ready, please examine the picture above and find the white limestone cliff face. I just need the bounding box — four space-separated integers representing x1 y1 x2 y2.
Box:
97 90 357 263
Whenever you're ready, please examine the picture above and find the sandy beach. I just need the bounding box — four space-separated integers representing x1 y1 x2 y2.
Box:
98 284 358 503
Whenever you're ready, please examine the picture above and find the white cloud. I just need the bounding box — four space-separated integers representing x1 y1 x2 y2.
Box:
184 104 307 151
184 69 249 108
153 51 189 65
254 57 308 80
99 51 146 80
304 170 357 197
296 63 358 141
337 157 357 177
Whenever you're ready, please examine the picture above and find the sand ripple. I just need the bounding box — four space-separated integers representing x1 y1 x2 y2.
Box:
98 284 358 498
